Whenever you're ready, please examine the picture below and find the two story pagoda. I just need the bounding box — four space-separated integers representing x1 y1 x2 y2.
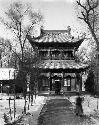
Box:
27 27 88 93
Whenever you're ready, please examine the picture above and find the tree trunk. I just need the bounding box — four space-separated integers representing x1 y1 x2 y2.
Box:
95 51 99 94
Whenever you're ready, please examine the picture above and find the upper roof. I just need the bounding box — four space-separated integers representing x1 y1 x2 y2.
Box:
27 29 84 48
33 30 76 43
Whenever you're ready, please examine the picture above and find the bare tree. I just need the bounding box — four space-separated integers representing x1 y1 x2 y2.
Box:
0 1 43 114
76 0 99 49
76 0 99 94
0 1 43 67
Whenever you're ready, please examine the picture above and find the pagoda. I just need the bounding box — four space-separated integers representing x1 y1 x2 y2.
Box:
27 27 88 93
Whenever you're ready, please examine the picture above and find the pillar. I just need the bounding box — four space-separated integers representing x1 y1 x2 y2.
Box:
76 72 81 92
49 72 52 91
60 49 63 59
0 82 2 93
48 48 51 60
80 73 82 92
61 72 64 93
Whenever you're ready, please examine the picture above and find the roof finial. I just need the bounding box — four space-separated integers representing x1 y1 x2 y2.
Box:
67 26 71 35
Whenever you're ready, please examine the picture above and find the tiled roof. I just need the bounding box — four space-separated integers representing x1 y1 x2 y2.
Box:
38 60 88 70
34 30 79 43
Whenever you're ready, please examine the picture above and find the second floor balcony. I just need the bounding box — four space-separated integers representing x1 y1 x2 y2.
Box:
39 50 75 60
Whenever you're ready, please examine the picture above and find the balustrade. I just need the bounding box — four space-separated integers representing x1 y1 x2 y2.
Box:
39 49 75 60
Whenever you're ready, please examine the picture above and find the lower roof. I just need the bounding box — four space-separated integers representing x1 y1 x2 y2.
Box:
38 60 88 72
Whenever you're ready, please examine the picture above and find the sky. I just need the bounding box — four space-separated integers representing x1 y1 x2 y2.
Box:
0 0 87 40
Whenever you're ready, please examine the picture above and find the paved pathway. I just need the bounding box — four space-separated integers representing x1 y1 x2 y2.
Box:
37 96 95 125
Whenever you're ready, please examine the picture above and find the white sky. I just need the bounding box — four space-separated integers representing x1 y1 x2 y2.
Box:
0 0 87 39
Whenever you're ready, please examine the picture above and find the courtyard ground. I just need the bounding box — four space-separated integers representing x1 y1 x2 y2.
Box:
0 92 99 125
38 97 94 125
0 93 47 125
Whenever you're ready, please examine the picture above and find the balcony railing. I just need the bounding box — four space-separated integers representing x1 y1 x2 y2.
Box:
40 55 74 60
39 50 75 60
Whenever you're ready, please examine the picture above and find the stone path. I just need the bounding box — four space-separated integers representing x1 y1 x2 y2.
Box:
37 96 95 125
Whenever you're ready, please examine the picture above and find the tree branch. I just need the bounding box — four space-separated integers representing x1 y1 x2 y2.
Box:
11 49 21 62
77 0 87 11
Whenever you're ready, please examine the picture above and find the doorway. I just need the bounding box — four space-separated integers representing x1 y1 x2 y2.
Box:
55 80 61 95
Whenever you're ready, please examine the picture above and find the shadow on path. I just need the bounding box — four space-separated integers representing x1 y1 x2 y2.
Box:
38 97 95 125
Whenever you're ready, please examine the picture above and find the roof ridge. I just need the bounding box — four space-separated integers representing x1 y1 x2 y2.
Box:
44 30 69 33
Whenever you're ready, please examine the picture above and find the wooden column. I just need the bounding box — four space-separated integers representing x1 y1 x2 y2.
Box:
75 74 76 91
0 82 2 93
76 72 82 92
50 48 51 60
76 72 80 92
80 72 82 92
70 77 72 91
60 49 63 59
75 73 77 91
48 48 51 60
73 47 76 58
62 72 64 89
49 72 52 91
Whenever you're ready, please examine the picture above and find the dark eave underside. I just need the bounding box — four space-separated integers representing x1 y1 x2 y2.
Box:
40 68 88 73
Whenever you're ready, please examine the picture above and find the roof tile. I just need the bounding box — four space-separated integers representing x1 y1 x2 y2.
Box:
38 60 88 69
35 30 77 43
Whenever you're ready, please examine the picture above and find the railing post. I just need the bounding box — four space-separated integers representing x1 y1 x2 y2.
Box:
14 70 16 118
97 98 98 110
